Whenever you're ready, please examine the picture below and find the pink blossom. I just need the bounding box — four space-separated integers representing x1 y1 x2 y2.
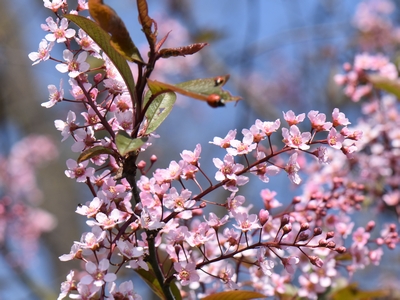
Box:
352 227 370 249
282 125 311 150
42 79 64 108
282 256 299 274
74 226 106 250
28 39 54 65
55 50 90 78
75 29 101 53
327 128 345 150
69 283 100 299
210 129 237 148
332 108 351 127
58 270 75 300
174 262 200 286
54 110 79 142
232 211 262 232
257 247 275 276
65 159 95 182
43 0 65 12
308 110 332 132
255 119 281 136
227 133 257 156
81 259 117 287
284 152 301 184
108 281 142 300
181 144 202 165
164 187 194 212
283 110 305 126
43 17 76 43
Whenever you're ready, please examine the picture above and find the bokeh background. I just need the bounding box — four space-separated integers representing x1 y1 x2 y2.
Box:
1 0 398 299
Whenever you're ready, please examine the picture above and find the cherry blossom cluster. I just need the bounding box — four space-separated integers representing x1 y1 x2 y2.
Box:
334 52 397 101
0 135 58 262
352 0 400 51
28 0 400 299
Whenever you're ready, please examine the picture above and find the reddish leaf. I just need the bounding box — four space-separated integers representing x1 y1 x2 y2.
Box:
88 0 143 63
159 43 209 58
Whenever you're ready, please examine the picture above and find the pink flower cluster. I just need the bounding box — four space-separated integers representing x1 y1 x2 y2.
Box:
28 0 400 299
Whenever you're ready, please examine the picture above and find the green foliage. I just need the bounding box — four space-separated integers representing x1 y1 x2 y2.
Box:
144 80 177 134
77 146 116 163
135 268 182 300
115 131 148 156
65 14 137 105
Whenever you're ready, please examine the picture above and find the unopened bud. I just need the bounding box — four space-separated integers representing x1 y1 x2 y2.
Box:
94 73 103 83
298 231 309 242
314 227 322 236
335 246 346 254
300 222 310 231
318 239 328 247
259 209 270 225
292 196 302 204
150 155 158 163
366 221 375 232
281 214 290 226
326 231 334 239
309 256 324 268
326 241 336 248
137 160 146 170
282 224 292 234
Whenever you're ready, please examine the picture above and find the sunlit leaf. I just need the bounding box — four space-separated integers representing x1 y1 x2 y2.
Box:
368 74 400 99
77 146 115 164
147 75 241 108
115 131 148 156
88 0 143 63
144 82 176 134
201 290 266 300
135 268 182 300
65 14 136 104
331 283 389 300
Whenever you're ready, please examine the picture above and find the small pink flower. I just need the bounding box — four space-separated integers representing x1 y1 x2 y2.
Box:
232 211 262 232
181 144 201 165
282 125 311 150
210 129 237 148
43 17 76 43
227 133 257 156
308 110 332 131
327 128 345 149
29 39 54 65
81 259 117 287
255 118 281 136
284 152 301 184
55 50 90 78
42 79 64 108
65 159 94 182
174 262 200 286
283 110 305 126
332 108 350 127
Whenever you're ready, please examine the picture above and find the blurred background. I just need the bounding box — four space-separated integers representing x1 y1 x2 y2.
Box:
0 0 399 299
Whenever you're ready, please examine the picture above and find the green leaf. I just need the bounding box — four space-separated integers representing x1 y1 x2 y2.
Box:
145 81 177 134
201 290 266 300
64 14 136 104
134 268 182 300
368 74 400 99
77 146 116 164
331 283 389 300
115 131 148 156
147 75 242 108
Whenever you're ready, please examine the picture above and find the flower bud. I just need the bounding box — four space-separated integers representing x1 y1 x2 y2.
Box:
259 209 270 225
366 221 375 232
326 241 336 248
282 224 292 234
335 246 346 253
281 214 290 226
150 155 158 163
326 231 334 239
314 227 322 236
298 231 309 242
300 222 310 231
309 256 324 268
318 239 328 247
